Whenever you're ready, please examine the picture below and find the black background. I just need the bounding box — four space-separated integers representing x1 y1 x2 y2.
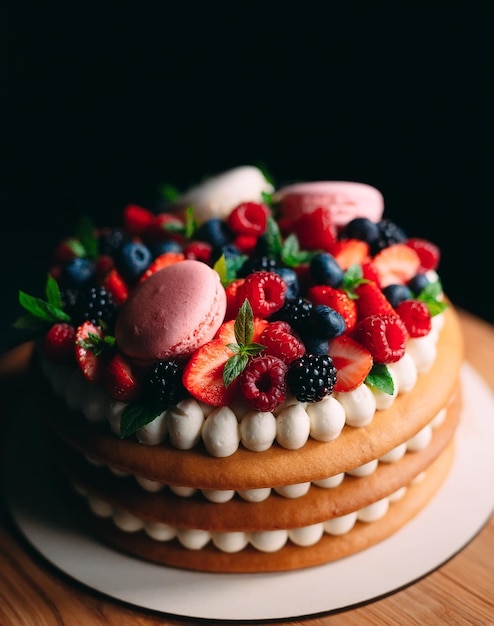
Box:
2 4 493 352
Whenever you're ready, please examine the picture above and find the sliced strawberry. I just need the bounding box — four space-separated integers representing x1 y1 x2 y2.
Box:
75 321 106 382
104 352 142 402
307 285 357 334
292 207 336 252
182 340 237 406
123 204 155 236
103 268 129 305
329 239 370 270
372 243 421 287
355 281 397 320
41 323 76 364
361 260 381 286
224 278 246 320
328 334 373 392
405 238 440 271
215 317 268 344
139 252 185 281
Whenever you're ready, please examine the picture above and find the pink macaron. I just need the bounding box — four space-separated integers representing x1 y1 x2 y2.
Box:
275 181 384 229
115 260 227 366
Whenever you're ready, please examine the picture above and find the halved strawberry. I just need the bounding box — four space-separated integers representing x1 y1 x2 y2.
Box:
104 352 142 402
292 207 336 252
329 239 370 270
372 243 421 287
123 204 155 236
405 238 440 271
224 278 246 320
139 252 185 281
75 321 107 382
307 285 357 334
355 281 397 320
328 334 373 392
103 268 129 305
182 340 237 406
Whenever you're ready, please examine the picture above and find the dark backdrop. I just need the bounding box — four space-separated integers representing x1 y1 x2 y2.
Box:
2 4 492 352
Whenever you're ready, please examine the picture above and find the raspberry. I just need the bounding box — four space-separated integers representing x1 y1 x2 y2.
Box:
41 323 76 363
395 300 432 337
240 271 287 318
286 354 337 403
227 201 269 236
353 314 408 363
261 321 306 364
238 355 288 412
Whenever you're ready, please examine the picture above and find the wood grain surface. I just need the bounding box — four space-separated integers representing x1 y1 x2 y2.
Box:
0 309 492 625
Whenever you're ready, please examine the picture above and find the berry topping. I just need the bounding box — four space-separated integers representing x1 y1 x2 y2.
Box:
260 321 306 364
307 285 357 334
310 304 346 338
143 359 186 409
405 238 440 271
372 219 408 254
238 355 288 411
372 243 421 288
395 300 432 337
61 257 95 287
116 242 152 282
329 239 370 270
355 281 398 320
292 207 336 251
353 314 408 364
328 334 373 392
340 217 381 247
41 322 76 363
104 352 142 403
239 271 287 318
122 204 154 236
272 297 313 331
75 320 114 382
102 268 129 305
309 252 344 287
286 354 337 403
78 285 118 330
227 201 269 236
382 283 413 308
139 252 185 282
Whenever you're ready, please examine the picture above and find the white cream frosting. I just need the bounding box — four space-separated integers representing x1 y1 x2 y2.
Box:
41 312 444 458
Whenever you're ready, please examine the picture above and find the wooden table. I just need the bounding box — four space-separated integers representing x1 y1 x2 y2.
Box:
0 310 492 625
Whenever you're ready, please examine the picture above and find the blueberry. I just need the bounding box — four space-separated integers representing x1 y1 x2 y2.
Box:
275 268 299 300
301 333 329 356
407 272 430 295
382 284 413 308
150 240 183 258
311 304 346 338
116 241 152 281
61 257 95 287
340 217 380 246
196 218 232 248
309 253 344 287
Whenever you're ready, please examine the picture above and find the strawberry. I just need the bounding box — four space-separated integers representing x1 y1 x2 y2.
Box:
123 204 155 236
361 260 381 286
395 299 432 337
182 340 237 406
405 238 440 271
260 321 306 364
292 207 336 252
94 254 115 282
75 321 110 382
143 213 185 244
355 281 397 320
224 278 246 320
328 334 373 392
103 268 129 305
372 243 421 288
104 352 142 402
41 323 76 364
183 241 212 263
139 252 185 282
232 234 258 254
307 285 357 334
353 314 408 364
329 239 370 270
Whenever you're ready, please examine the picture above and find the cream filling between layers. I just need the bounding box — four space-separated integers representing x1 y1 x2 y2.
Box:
41 313 444 458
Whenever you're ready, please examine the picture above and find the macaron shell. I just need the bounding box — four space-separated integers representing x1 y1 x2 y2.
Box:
275 181 384 227
115 260 226 365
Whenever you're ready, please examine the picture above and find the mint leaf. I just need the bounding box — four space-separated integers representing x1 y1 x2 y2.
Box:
280 233 315 267
119 403 164 439
234 299 254 345
45 274 63 309
213 253 248 286
13 314 47 331
18 290 70 324
77 332 115 356
159 183 181 201
365 363 395 395
417 280 448 316
261 190 274 206
264 217 283 258
223 353 249 387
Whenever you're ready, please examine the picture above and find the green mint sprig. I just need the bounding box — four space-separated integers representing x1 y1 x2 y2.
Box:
223 300 265 387
15 275 71 331
119 403 164 439
264 217 316 268
77 331 115 356
161 205 198 239
213 253 248 287
417 280 448 316
365 363 395 395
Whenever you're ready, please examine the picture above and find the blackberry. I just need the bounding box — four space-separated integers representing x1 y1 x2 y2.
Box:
143 360 186 409
271 297 313 331
239 255 278 277
287 354 337 403
68 285 118 329
372 219 408 254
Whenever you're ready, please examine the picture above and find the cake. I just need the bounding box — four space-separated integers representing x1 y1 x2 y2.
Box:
16 166 464 573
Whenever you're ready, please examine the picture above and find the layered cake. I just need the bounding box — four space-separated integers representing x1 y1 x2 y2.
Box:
17 166 463 572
